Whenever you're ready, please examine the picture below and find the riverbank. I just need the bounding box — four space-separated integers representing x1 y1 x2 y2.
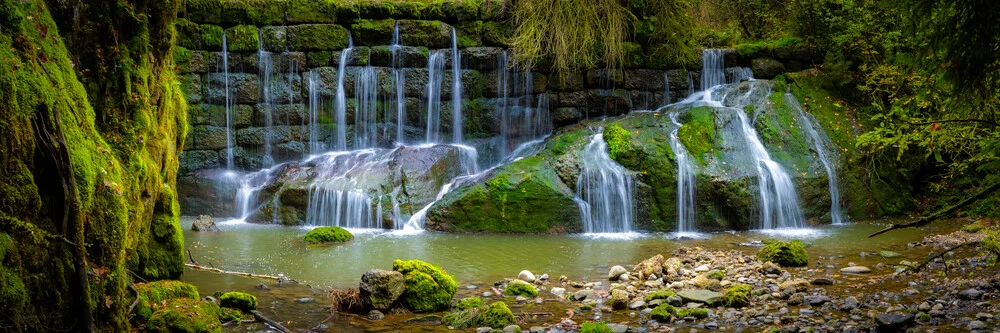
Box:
180 217 998 332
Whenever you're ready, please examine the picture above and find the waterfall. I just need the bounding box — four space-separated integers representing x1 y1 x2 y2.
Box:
354 66 379 149
786 93 843 225
400 144 480 231
451 28 463 144
687 71 695 97
391 22 406 145
575 128 635 234
334 37 354 151
222 33 234 170
497 51 510 158
701 49 726 90
307 69 323 153
663 72 670 106
734 108 805 229
233 164 283 220
258 33 275 167
306 188 380 229
669 113 698 233
493 51 550 164
425 51 446 142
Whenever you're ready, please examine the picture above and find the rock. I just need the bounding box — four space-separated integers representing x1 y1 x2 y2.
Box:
503 280 538 297
607 323 629 333
959 288 984 300
295 298 315 304
538 274 549 281
787 293 804 305
609 265 628 280
503 325 522 333
367 310 384 321
572 290 598 301
804 295 830 305
644 280 664 288
609 289 629 310
393 259 458 312
618 273 630 282
677 289 723 305
669 282 685 289
667 296 684 307
879 250 902 258
632 254 665 280
476 327 492 333
778 278 810 293
691 274 722 291
969 320 986 330
359 269 405 311
518 270 536 283
191 215 219 232
839 296 859 311
757 240 809 267
694 265 710 272
874 313 914 332
810 278 834 285
840 266 871 274
550 287 565 295
750 58 786 79
761 262 782 275
629 300 646 310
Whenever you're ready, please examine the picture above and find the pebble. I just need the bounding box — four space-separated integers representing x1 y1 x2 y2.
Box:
538 274 549 281
975 312 993 320
503 325 522 333
295 298 315 304
367 310 384 321
483 291 495 297
550 287 566 295
968 320 986 330
476 327 493 333
840 296 859 311
810 278 834 285
804 295 831 305
840 266 871 274
695 265 710 272
607 323 629 333
518 270 536 282
670 281 685 289
959 288 984 300
629 300 646 310
609 265 627 280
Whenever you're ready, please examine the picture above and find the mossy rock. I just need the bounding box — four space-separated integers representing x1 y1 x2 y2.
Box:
303 226 354 244
677 107 716 165
757 240 809 267
645 289 677 302
219 292 257 312
134 281 201 320
175 18 203 49
963 222 986 233
224 25 259 52
580 322 615 333
351 18 396 46
503 280 538 297
148 298 231 333
444 301 515 329
481 21 512 47
456 296 484 310
722 283 752 307
286 0 339 24
186 0 224 24
220 0 286 26
677 307 709 318
287 24 350 51
603 123 633 160
479 302 516 328
398 20 452 49
201 24 225 51
650 304 677 321
393 259 457 312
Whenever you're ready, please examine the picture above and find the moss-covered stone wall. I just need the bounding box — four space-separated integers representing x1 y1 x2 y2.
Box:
0 0 187 330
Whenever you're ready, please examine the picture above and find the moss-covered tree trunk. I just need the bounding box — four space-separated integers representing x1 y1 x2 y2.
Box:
0 0 187 331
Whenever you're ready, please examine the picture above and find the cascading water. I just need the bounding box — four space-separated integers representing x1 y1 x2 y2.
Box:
425 51 446 142
663 72 670 106
222 32 234 170
391 22 406 145
493 51 551 164
669 113 698 233
701 49 727 90
354 66 379 149
451 28 463 144
258 33 276 167
687 71 695 97
734 106 805 229
334 37 354 151
575 128 635 234
786 93 843 225
307 69 323 153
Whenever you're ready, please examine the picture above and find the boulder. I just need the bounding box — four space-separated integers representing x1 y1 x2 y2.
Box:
608 265 628 280
750 58 786 79
393 260 457 312
757 240 809 267
677 289 723 305
359 269 405 311
608 289 629 310
192 215 219 232
632 254 665 280
778 278 810 293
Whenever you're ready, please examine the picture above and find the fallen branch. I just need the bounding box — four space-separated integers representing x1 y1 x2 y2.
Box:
914 241 981 272
869 182 1000 237
127 283 140 315
186 250 199 266
251 310 292 333
184 264 284 281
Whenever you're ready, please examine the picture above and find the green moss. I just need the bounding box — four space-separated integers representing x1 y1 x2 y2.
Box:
707 270 725 280
288 24 350 51
480 302 516 328
219 292 257 312
148 298 225 333
603 124 632 160
134 281 201 320
224 25 259 52
677 107 716 165
393 259 457 312
650 304 677 321
445 301 515 329
186 0 224 24
303 226 354 243
201 24 225 51
645 289 677 302
221 0 286 26
757 240 809 267
287 0 338 24
175 18 203 49
722 283 752 308
503 280 538 297
351 19 396 46
399 20 452 48
677 307 708 318
456 296 484 310
580 322 614 333
963 221 986 233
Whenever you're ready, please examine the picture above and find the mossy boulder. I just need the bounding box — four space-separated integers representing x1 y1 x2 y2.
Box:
148 298 239 333
303 226 354 244
645 289 677 302
200 24 225 51
286 0 339 24
479 302 516 328
288 24 350 51
722 283 752 307
608 289 629 310
580 322 615 333
757 240 809 267
677 307 709 318
219 292 257 312
220 0 286 26
444 301 516 329
398 20 453 49
456 296 484 310
503 280 538 297
393 259 457 312
650 304 678 321
134 281 201 320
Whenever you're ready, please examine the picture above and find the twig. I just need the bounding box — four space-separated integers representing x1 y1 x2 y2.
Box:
251 310 292 333
310 314 334 331
184 264 285 281
869 182 1000 237
187 250 199 265
914 241 980 271
127 283 140 314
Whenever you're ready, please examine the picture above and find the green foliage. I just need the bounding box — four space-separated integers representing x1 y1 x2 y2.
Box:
303 226 354 243
757 240 809 267
963 221 986 233
722 283 752 307
456 296 484 310
224 25 259 52
710 0 786 40
603 124 633 160
580 322 614 333
219 292 257 312
503 280 538 297
678 107 716 165
393 259 457 312
645 289 677 302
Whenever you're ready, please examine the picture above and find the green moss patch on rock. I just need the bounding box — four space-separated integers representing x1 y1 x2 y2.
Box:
133 281 201 320
722 283 752 307
148 298 235 333
757 240 809 267
444 301 516 329
351 18 396 46
288 24 350 51
224 25 259 52
398 20 452 49
650 304 678 321
503 279 538 297
303 226 354 244
645 289 677 302
456 296 484 310
677 107 717 165
219 292 257 312
393 259 457 312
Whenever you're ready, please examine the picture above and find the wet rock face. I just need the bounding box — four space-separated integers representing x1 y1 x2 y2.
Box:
359 269 405 311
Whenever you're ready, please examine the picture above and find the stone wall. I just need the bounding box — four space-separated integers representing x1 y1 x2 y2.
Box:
175 0 820 174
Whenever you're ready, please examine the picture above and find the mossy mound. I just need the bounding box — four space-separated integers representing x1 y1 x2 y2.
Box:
134 281 201 320
444 301 516 329
722 283 753 308
303 226 354 244
503 280 538 297
393 259 457 312
456 296 484 310
603 124 633 160
677 307 708 318
645 289 677 302
650 304 677 321
580 322 615 333
219 292 257 312
757 240 809 267
677 107 717 165
147 298 240 333
707 270 725 280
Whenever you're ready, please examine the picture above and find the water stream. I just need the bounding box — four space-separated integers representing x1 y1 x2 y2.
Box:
425 51 446 142
786 93 844 225
576 128 635 234
222 33 234 170
334 37 353 151
669 113 698 234
451 27 463 144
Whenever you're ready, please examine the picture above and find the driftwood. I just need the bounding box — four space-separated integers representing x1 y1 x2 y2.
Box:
869 182 1000 237
251 310 292 333
184 264 285 281
913 241 981 272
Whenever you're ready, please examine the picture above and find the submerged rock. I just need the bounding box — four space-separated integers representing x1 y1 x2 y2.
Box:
677 289 723 305
191 215 219 232
875 313 915 332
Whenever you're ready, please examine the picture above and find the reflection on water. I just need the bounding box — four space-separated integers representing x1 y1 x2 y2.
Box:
182 217 947 289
